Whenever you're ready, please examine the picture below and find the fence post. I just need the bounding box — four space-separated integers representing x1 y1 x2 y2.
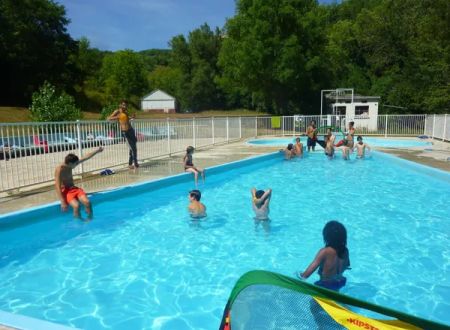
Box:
293 116 295 136
167 118 171 155
443 114 447 142
423 115 427 136
76 120 84 175
239 116 242 139
282 116 285 136
255 117 258 137
226 116 229 142
432 114 436 140
193 117 196 148
212 117 215 145
384 115 388 138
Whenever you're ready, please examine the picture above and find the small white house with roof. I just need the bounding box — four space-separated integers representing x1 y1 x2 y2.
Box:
141 90 176 113
322 89 380 131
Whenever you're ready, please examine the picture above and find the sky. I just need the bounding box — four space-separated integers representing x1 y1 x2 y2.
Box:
57 0 335 51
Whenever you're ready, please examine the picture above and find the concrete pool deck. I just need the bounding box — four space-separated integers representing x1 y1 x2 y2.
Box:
0 137 449 215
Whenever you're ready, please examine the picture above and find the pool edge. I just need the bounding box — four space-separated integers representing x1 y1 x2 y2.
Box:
373 151 450 182
0 151 281 220
0 310 80 330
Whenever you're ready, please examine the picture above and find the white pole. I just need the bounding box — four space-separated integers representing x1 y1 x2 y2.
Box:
293 116 295 136
212 117 215 145
76 120 83 175
193 117 196 148
424 115 427 136
239 116 242 139
320 90 323 117
384 115 388 138
167 118 171 155
255 117 258 137
282 116 285 136
226 116 229 142
432 114 435 140
443 114 447 141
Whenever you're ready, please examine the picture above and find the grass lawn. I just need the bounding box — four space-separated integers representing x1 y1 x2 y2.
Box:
0 107 269 123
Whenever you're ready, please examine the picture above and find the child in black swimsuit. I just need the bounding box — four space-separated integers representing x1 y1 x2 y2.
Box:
183 146 205 186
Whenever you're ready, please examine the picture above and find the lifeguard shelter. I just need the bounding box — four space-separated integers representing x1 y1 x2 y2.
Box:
141 90 176 113
321 88 380 131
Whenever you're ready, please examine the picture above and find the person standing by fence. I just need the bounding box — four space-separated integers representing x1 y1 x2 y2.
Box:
108 100 139 169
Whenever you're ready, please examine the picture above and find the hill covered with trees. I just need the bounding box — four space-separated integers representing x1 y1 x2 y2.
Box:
1 0 448 115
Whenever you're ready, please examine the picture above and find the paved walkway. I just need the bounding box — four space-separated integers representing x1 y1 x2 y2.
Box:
1 137 449 215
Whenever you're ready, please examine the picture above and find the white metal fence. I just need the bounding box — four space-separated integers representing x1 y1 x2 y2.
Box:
0 114 448 193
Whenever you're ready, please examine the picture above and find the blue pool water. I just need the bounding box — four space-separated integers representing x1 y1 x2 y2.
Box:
247 137 432 148
0 152 449 329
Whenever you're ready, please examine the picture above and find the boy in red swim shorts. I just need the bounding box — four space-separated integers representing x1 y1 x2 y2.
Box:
55 147 103 219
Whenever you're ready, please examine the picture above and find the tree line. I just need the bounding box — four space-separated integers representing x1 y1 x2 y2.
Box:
1 0 448 117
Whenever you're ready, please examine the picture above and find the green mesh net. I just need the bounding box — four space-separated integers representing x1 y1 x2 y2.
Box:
219 270 449 330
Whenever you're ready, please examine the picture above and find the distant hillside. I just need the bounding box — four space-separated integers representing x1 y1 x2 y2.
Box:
139 49 172 71
0 107 268 123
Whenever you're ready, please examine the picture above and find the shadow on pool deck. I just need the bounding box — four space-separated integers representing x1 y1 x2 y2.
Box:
0 137 449 215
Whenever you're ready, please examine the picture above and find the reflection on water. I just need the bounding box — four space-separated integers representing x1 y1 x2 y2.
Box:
254 218 271 235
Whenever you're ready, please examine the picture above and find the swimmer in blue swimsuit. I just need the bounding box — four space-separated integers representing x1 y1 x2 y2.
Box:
298 221 350 291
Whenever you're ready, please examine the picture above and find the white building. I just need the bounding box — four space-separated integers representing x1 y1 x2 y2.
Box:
325 92 380 131
141 90 176 113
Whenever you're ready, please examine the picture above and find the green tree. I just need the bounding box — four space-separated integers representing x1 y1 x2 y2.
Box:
170 24 225 111
351 0 449 113
0 0 78 105
139 49 171 72
100 50 147 105
29 82 81 122
71 37 107 110
148 66 182 97
218 0 331 114
100 104 117 120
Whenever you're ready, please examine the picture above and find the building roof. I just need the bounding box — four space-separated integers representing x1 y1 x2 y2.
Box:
327 94 380 103
142 89 175 101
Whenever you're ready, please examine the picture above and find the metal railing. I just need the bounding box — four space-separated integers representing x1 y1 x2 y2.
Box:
0 114 448 193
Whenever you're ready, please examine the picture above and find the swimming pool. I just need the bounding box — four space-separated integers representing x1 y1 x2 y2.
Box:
0 152 449 329
247 137 432 148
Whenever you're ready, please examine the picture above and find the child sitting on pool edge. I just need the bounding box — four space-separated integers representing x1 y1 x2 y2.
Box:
184 146 205 186
188 189 206 218
298 220 350 291
55 147 103 219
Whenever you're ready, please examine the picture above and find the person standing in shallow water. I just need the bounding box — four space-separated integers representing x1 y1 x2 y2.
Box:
251 188 272 220
188 189 206 218
108 100 139 169
298 220 350 291
306 120 317 152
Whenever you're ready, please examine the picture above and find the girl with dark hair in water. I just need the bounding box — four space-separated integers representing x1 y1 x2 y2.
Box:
299 221 350 291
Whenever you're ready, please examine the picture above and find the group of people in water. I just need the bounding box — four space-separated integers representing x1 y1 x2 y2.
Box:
182 145 350 291
285 120 371 160
53 102 351 291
